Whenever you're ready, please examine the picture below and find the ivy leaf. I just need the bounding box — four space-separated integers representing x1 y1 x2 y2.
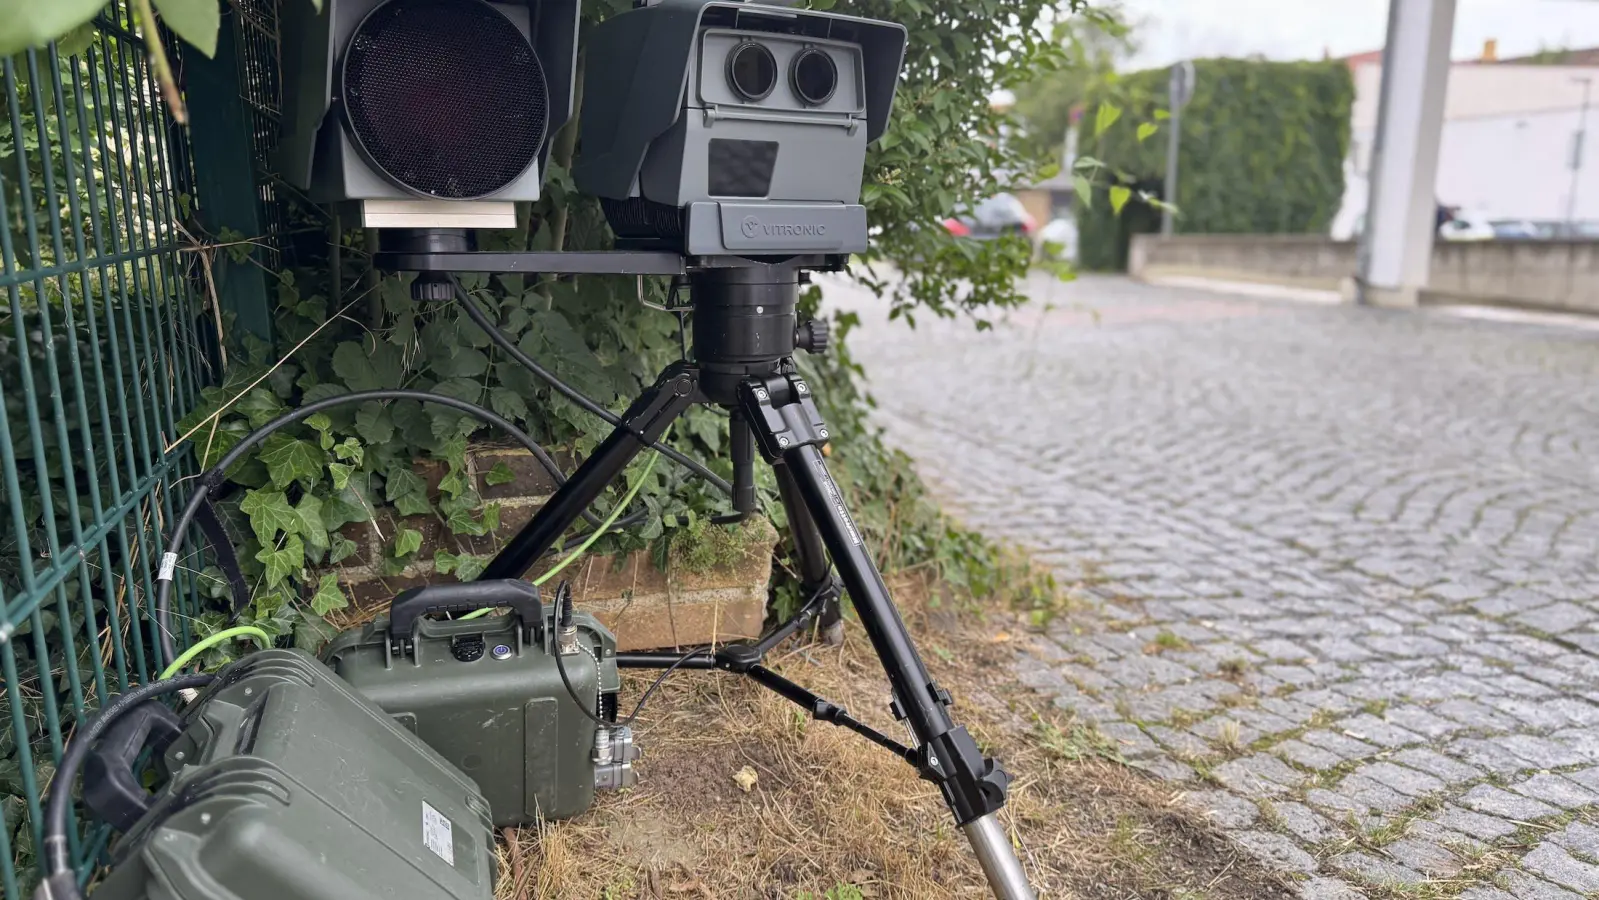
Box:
0 0 106 57
236 388 286 429
393 527 424 558
1136 122 1159 143
321 481 374 530
310 573 349 616
332 437 364 465
259 434 323 491
328 532 359 565
445 506 488 536
328 462 355 490
455 555 487 582
239 489 298 544
386 467 428 501
1109 185 1133 216
355 404 395 445
255 534 305 589
305 412 335 450
1094 102 1122 138
438 469 469 499
295 616 339 653
484 461 516 487
152 0 221 57
294 494 329 553
433 549 461 575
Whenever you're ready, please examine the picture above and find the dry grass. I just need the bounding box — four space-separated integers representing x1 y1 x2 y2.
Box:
491 573 1295 900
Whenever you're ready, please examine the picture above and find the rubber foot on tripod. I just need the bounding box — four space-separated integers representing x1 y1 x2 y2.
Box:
822 621 845 647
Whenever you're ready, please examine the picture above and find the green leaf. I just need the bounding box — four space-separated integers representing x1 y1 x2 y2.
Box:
488 387 528 422
1094 102 1122 138
1136 122 1159 143
295 616 339 653
310 573 349 616
355 404 395 445
237 389 286 429
385 467 427 502
438 469 469 498
1154 108 1171 121
433 550 461 575
1109 185 1133 216
332 437 364 465
239 489 298 544
152 0 221 57
328 462 354 491
0 0 106 57
393 527 424 558
293 494 329 553
328 532 359 565
332 339 404 391
255 534 305 589
305 412 334 451
1072 174 1093 211
484 461 516 487
259 435 323 491
455 555 487 583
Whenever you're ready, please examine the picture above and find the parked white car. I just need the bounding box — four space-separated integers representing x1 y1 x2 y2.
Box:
1439 212 1495 242
1037 217 1078 262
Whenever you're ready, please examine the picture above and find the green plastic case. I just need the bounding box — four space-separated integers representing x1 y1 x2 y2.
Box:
94 649 496 900
322 595 620 826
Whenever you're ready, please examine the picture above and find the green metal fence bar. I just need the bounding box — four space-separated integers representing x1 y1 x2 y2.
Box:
0 1 246 892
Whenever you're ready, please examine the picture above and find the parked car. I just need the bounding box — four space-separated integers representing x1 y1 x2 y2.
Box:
1037 217 1078 261
1489 219 1541 241
942 193 1036 240
1439 212 1495 242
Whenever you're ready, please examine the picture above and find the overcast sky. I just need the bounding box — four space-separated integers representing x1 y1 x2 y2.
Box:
1118 0 1599 69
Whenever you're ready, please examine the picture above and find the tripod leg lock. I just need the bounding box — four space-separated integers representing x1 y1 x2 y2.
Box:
922 726 1013 826
623 362 699 444
737 373 829 461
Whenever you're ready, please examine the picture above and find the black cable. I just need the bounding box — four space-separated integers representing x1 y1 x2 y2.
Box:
156 390 629 668
548 583 708 728
448 276 733 496
40 673 215 900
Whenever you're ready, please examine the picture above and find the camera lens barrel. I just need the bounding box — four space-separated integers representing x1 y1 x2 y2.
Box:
726 42 779 102
790 48 838 106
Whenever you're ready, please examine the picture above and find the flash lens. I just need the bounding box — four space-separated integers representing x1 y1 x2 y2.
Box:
727 42 778 102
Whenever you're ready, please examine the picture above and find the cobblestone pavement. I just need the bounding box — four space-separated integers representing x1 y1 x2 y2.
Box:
830 274 1599 898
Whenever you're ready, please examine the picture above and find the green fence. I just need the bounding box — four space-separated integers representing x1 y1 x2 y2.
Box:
0 3 278 895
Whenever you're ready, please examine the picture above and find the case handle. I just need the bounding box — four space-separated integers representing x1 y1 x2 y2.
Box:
387 580 543 643
82 700 185 832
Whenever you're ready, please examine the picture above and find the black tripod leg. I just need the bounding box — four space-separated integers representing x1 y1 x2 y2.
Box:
482 363 699 581
776 462 843 641
737 372 1034 900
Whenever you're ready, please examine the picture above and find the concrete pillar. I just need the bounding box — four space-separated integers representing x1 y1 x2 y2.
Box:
1357 0 1457 307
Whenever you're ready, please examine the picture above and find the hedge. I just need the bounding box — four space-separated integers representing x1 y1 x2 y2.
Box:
1076 58 1355 271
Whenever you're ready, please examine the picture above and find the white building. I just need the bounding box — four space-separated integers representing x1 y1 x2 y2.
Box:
1332 58 1599 239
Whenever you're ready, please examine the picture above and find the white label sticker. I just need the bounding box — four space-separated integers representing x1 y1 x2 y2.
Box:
158 552 178 581
421 801 454 867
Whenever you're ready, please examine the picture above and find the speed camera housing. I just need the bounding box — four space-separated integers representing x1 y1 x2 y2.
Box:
575 0 906 256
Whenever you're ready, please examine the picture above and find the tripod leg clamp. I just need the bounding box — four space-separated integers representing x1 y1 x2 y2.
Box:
737 373 829 461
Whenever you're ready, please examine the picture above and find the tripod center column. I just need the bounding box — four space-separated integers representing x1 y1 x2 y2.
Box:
690 263 801 406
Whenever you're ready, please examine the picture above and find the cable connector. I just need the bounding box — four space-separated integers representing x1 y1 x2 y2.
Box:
555 581 581 656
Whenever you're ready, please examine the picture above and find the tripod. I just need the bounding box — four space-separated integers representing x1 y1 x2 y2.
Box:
381 242 1035 900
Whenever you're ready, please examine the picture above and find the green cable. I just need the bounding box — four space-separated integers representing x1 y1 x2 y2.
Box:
461 446 664 620
159 625 273 679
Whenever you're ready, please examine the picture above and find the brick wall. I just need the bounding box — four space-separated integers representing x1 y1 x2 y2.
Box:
323 445 777 651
